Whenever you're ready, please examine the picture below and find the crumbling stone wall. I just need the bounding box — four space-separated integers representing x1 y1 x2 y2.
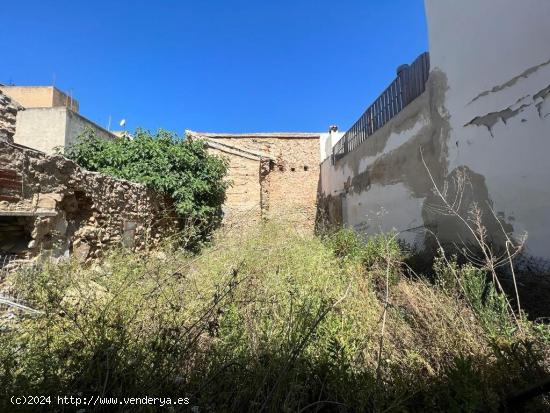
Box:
192 132 320 231
0 91 23 143
0 141 178 263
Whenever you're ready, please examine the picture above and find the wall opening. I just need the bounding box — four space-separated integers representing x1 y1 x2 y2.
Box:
0 216 32 266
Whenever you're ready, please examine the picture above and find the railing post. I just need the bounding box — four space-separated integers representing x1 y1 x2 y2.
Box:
396 63 410 106
343 136 349 155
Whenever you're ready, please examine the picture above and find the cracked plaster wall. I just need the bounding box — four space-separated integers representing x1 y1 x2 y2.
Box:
426 0 550 261
318 77 448 249
319 0 550 268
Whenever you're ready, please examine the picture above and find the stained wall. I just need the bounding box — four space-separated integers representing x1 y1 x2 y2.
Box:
319 0 550 271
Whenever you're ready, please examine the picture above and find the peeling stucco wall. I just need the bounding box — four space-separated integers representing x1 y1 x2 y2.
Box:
319 0 550 273
0 141 178 263
425 0 550 268
318 73 451 248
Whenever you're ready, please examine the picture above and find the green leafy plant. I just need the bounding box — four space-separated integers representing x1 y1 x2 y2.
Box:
325 228 402 265
433 255 514 336
65 128 229 234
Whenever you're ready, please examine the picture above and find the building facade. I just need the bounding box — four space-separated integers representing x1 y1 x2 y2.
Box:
0 85 115 154
14 106 116 154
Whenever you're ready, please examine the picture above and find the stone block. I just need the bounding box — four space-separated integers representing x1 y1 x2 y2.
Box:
36 193 63 210
72 240 90 262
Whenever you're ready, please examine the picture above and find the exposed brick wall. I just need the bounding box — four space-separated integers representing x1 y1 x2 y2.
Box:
207 147 262 222
265 138 319 229
204 134 320 231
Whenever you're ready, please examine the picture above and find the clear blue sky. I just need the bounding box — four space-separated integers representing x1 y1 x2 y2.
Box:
1 0 428 134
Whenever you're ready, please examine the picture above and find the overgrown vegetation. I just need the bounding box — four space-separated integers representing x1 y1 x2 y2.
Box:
1 223 548 412
65 129 229 231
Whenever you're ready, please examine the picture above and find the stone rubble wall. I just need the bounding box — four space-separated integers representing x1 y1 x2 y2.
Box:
0 141 179 263
0 91 23 143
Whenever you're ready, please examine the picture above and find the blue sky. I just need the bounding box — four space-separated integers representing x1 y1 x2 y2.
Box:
1 0 428 134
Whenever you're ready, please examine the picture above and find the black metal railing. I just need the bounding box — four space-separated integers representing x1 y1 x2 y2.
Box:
333 52 430 161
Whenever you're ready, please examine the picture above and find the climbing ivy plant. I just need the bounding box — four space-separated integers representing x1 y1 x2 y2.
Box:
65 128 229 232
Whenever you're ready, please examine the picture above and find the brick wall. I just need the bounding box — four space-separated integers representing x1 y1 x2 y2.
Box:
193 132 320 231
263 138 320 230
207 147 262 222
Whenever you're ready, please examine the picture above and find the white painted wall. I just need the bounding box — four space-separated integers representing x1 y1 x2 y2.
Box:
320 0 550 266
319 130 344 162
425 0 550 259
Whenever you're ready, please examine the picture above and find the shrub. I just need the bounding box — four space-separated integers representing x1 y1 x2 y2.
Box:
64 128 229 233
324 227 366 260
324 228 402 267
433 255 515 337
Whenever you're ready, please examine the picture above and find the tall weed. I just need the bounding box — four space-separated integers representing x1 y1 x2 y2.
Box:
0 223 548 412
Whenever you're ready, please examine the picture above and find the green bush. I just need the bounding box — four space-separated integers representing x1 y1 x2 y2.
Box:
324 227 366 260
324 228 402 267
65 128 229 230
433 256 515 337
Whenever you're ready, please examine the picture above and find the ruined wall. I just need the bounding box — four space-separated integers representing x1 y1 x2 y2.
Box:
319 0 550 272
259 138 320 230
201 134 320 231
207 146 262 222
0 141 178 263
0 91 23 143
